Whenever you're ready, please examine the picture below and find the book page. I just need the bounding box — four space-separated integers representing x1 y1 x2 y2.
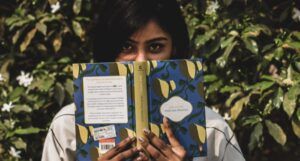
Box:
83 76 128 124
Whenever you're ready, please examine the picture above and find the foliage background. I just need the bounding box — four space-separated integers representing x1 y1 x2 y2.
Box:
0 0 299 160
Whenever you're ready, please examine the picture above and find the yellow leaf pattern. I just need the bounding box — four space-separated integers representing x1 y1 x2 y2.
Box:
189 123 206 144
76 124 88 144
150 123 160 136
89 146 100 161
169 80 176 91
73 64 79 79
153 78 169 98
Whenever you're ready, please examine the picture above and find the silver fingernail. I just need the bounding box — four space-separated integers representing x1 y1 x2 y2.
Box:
143 128 150 135
138 137 145 143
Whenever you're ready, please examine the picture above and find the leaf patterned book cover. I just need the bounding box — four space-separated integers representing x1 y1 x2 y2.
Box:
73 59 207 161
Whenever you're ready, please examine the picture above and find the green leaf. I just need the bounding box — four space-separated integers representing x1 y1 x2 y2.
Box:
30 75 55 92
73 0 82 15
263 99 274 116
12 30 21 44
272 88 283 109
5 15 20 26
291 31 300 40
242 115 262 126
261 43 275 53
72 20 84 39
195 29 217 48
225 92 242 107
283 85 300 118
220 85 241 93
9 87 25 101
230 96 249 120
250 81 275 92
53 34 62 52
58 57 71 63
248 123 263 152
9 19 31 31
292 57 300 72
261 75 276 82
36 22 47 35
12 138 27 149
12 104 32 113
205 38 221 56
221 40 237 61
242 37 258 54
292 119 300 138
274 47 284 60
54 82 65 106
204 74 218 82
286 42 300 50
14 127 42 135
265 120 286 146
297 108 300 121
20 28 37 52
64 79 74 97
220 36 235 49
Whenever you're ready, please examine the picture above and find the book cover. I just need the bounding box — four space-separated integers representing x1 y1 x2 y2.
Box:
73 59 207 161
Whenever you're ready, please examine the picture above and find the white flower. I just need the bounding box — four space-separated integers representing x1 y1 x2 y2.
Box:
212 106 219 113
292 8 300 22
282 78 294 86
0 73 4 82
50 1 60 13
1 101 15 112
216 56 226 68
223 112 231 121
9 147 21 158
206 1 220 15
16 71 33 87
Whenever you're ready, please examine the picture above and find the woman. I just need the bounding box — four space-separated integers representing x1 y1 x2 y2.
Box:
42 0 245 161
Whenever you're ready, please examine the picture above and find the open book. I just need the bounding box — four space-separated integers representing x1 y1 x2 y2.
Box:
73 59 207 160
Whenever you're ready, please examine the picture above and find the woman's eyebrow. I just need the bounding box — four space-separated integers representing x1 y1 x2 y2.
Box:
127 37 168 44
146 37 168 44
126 39 137 44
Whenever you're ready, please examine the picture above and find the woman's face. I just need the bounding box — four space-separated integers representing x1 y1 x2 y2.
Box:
116 20 173 61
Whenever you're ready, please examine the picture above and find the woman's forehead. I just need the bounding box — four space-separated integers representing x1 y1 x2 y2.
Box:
129 20 171 43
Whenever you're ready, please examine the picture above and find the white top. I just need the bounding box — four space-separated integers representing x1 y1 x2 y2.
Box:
41 103 245 161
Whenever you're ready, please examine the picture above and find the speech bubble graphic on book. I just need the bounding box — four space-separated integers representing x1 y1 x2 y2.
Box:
160 96 193 122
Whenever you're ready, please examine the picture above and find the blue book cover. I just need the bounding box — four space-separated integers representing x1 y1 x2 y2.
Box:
73 59 207 161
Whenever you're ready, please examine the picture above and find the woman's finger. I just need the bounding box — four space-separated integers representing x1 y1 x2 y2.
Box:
112 147 139 160
163 117 181 147
133 151 149 161
143 128 174 157
101 137 136 160
138 137 167 161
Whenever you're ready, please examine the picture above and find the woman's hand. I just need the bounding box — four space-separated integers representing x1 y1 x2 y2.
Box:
98 137 139 161
138 117 186 161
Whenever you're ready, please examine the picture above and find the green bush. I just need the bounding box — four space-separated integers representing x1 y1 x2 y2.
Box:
0 0 299 160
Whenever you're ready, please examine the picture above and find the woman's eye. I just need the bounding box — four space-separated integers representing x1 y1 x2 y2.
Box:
121 43 134 53
148 43 164 53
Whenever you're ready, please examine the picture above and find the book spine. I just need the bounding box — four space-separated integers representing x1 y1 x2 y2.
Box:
133 61 149 147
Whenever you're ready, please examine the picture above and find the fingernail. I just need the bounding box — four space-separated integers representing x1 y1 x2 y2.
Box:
143 128 150 135
126 137 131 141
130 136 136 141
138 137 145 143
136 157 142 161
